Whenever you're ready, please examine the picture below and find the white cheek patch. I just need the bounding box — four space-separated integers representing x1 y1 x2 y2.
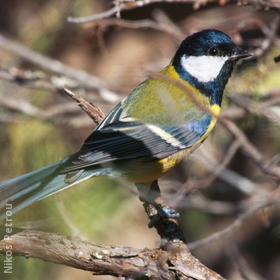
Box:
181 55 228 83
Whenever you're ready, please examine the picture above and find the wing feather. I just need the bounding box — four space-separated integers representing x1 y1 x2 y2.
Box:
62 120 202 172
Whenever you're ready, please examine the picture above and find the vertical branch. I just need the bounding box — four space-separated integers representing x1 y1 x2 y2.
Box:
136 181 185 242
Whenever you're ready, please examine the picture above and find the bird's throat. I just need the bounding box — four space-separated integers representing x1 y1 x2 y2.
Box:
171 59 233 106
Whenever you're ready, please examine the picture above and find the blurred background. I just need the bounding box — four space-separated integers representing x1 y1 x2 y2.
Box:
0 0 280 279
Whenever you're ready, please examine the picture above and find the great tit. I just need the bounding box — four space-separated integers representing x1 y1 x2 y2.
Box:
0 29 250 219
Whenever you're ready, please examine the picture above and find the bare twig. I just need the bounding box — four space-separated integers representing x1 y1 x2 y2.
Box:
0 33 119 103
0 66 110 97
67 0 280 24
226 244 266 280
94 17 183 40
0 92 94 128
56 199 88 241
0 95 48 119
0 69 107 127
0 67 56 91
221 119 280 180
67 0 209 24
230 93 280 126
92 9 185 41
181 194 243 215
165 140 244 210
253 16 280 58
193 148 258 196
191 140 241 190
63 88 105 125
188 198 280 250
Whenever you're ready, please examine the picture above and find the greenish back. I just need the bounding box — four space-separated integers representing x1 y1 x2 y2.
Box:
120 65 211 126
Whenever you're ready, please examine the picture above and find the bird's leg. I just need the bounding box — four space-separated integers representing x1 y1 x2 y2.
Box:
136 182 159 226
136 180 180 220
149 181 180 219
136 181 184 241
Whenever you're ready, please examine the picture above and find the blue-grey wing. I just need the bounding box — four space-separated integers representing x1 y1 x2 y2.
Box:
61 115 211 173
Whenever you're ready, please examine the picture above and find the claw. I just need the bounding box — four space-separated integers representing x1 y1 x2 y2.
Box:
148 215 160 228
158 206 180 219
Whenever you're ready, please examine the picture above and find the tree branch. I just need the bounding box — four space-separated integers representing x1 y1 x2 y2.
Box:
188 198 280 250
0 230 225 280
91 9 185 41
0 33 119 103
63 88 105 125
67 0 280 24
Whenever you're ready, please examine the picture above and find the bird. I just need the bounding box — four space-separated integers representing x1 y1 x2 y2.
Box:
0 29 250 220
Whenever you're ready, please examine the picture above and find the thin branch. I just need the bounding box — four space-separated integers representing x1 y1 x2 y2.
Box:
67 0 280 24
0 95 48 119
0 67 56 91
67 0 206 24
188 198 280 250
56 198 88 241
0 92 94 128
0 68 107 127
63 88 105 125
230 93 280 126
165 140 246 210
253 16 280 58
226 244 266 280
93 9 185 41
190 140 241 191
0 33 119 103
221 119 280 180
192 148 258 196
182 195 243 215
0 66 112 97
68 5 120 23
95 17 183 40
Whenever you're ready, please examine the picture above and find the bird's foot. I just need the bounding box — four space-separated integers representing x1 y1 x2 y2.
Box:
148 205 179 228
157 205 180 219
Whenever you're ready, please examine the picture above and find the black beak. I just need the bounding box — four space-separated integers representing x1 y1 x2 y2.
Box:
229 48 252 61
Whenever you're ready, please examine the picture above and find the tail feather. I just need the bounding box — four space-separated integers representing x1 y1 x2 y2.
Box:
0 158 106 220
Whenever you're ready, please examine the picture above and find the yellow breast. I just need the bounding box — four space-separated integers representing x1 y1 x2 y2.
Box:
118 65 221 183
149 103 221 181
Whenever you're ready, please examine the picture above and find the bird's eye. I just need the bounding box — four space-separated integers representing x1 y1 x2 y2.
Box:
208 47 219 56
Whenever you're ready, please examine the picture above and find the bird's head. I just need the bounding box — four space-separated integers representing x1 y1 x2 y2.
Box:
172 29 251 105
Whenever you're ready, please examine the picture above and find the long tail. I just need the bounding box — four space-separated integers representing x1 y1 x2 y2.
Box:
0 158 103 220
